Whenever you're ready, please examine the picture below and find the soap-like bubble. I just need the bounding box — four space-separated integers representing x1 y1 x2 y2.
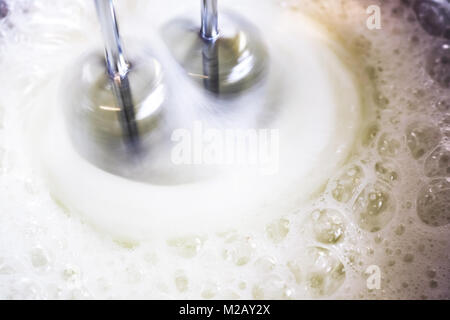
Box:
329 165 364 203
375 160 400 184
304 247 345 297
406 122 441 159
417 179 450 226
353 183 396 232
413 0 450 39
424 144 450 177
310 209 345 244
426 42 450 88
378 133 401 158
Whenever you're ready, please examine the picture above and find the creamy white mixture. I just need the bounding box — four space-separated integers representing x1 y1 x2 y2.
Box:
0 0 448 299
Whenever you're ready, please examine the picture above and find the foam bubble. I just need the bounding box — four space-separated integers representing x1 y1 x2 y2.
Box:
417 179 450 226
426 42 450 88
304 247 346 297
413 0 450 40
310 209 345 244
353 183 396 232
424 144 450 177
406 122 442 159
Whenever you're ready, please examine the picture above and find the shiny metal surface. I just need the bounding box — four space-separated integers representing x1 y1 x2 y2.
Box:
201 0 219 40
164 1 268 97
63 1 166 178
94 0 139 148
64 49 166 178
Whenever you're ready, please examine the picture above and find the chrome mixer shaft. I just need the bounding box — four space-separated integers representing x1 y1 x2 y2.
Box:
94 0 139 148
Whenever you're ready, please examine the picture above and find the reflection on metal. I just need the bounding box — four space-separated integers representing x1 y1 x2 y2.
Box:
163 1 268 97
64 49 166 179
99 105 121 112
66 0 167 180
201 0 219 40
94 0 139 150
202 40 220 94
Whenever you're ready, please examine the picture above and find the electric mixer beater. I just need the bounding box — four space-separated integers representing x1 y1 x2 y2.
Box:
163 0 268 96
64 0 270 180
64 0 167 178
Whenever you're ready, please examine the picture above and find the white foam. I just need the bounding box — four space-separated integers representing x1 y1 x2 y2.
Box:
0 0 448 299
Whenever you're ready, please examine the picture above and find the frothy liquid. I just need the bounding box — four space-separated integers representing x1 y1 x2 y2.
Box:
0 0 449 299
